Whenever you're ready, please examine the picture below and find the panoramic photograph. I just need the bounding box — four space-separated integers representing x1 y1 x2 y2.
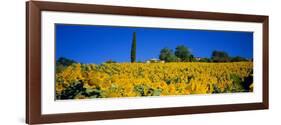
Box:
55 24 254 100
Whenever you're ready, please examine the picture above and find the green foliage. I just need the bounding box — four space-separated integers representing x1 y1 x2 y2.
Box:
133 84 163 96
175 45 191 61
199 58 211 62
189 54 197 62
166 54 179 62
131 32 137 63
56 80 85 99
84 88 102 98
231 56 248 62
212 73 253 93
159 48 178 62
56 65 66 74
158 48 248 63
56 57 77 73
228 74 245 92
152 89 162 96
212 84 222 93
105 59 116 63
56 80 102 100
56 57 77 66
241 71 253 92
211 50 230 62
134 84 146 96
159 45 193 62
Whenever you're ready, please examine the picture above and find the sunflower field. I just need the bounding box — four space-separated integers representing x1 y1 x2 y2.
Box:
55 62 253 100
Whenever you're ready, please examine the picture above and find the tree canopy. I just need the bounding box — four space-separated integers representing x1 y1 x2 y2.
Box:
175 45 191 61
159 48 178 62
159 45 193 62
211 50 231 62
231 56 247 62
56 57 77 73
56 57 77 67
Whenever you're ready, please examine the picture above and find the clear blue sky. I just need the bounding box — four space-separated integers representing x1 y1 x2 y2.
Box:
56 24 253 64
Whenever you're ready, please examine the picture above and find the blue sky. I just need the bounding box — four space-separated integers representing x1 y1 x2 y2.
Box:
55 24 253 64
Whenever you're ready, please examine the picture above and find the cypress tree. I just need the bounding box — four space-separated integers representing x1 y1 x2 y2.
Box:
131 32 137 63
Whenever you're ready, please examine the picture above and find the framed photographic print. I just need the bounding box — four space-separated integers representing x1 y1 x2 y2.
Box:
26 1 269 124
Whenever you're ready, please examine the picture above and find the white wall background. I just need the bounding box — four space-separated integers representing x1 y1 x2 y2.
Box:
0 0 279 124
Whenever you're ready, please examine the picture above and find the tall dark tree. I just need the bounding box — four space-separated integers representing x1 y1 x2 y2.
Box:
131 32 137 63
211 50 230 62
175 45 191 61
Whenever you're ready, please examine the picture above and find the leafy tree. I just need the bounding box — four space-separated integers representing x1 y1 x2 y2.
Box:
166 54 178 62
105 59 116 63
159 48 172 60
189 54 197 62
56 57 77 73
159 48 178 62
231 56 247 62
131 32 137 63
211 50 230 62
199 58 211 62
56 57 77 66
175 45 191 61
